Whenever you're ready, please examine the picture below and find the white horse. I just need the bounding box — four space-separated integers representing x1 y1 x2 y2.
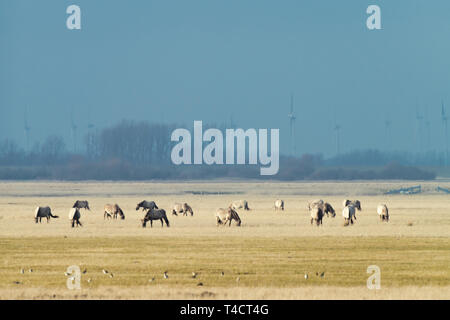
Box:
69 208 82 228
377 204 389 222
274 199 284 211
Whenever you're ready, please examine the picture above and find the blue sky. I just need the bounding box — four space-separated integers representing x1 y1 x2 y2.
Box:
1 0 450 156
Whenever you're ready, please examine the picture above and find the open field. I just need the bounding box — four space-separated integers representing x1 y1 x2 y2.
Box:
0 180 449 299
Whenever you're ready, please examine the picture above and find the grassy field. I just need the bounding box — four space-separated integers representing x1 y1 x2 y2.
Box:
0 180 449 299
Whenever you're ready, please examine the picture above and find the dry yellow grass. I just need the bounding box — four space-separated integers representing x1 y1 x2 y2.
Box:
0 180 449 300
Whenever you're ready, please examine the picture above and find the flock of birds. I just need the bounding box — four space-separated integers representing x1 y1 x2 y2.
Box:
32 198 390 228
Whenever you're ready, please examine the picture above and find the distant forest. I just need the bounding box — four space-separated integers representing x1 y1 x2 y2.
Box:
0 120 437 180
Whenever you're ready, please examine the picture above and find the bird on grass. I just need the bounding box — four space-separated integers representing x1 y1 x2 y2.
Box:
149 277 155 282
221 271 224 276
19 269 24 274
320 272 325 278
28 269 33 273
64 272 71 276
109 273 114 278
304 273 308 280
13 281 22 285
163 271 169 279
192 272 197 279
87 278 92 283
197 282 203 286
102 269 108 274
82 269 87 274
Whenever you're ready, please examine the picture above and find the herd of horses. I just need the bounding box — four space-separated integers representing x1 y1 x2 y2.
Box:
33 198 390 228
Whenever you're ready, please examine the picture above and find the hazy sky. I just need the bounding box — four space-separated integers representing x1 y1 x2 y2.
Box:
1 0 450 156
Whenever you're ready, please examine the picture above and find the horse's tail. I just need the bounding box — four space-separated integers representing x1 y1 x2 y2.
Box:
162 213 170 227
49 211 59 219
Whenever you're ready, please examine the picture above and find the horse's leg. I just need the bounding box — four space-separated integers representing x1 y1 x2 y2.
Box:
150 220 153 228
160 218 164 227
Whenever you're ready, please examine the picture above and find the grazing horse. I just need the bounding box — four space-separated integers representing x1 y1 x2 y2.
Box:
69 208 82 228
231 200 250 211
343 200 361 211
308 199 336 218
377 204 389 222
172 203 194 216
274 199 284 211
309 204 324 226
73 200 90 210
342 205 357 226
216 207 241 226
104 204 125 220
136 200 158 212
34 206 59 223
141 208 170 228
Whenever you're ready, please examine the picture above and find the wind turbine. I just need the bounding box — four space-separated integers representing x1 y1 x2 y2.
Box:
384 118 391 151
70 109 78 153
288 94 296 156
23 107 31 152
333 111 341 156
415 109 424 153
442 101 448 165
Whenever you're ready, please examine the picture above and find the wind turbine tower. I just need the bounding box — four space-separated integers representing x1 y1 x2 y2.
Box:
23 107 31 152
70 109 78 153
288 94 296 156
384 118 391 151
442 101 448 165
415 109 424 153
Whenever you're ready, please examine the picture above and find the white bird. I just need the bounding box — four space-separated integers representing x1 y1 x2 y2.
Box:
221 271 224 276
19 269 24 274
109 273 114 278
163 271 168 279
192 272 197 279
87 278 92 283
102 269 108 274
149 277 155 282
28 269 33 273
304 273 308 280
64 272 71 276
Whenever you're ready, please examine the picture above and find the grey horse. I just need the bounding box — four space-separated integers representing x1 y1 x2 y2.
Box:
216 207 242 227
141 208 170 228
34 206 59 223
73 200 90 210
136 200 158 212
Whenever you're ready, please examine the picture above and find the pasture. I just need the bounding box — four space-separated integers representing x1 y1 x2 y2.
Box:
0 180 449 299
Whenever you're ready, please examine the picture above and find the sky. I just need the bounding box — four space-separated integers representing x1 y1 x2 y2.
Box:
1 0 450 157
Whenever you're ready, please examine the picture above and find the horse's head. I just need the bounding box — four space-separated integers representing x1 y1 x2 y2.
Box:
325 203 336 218
136 201 143 211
